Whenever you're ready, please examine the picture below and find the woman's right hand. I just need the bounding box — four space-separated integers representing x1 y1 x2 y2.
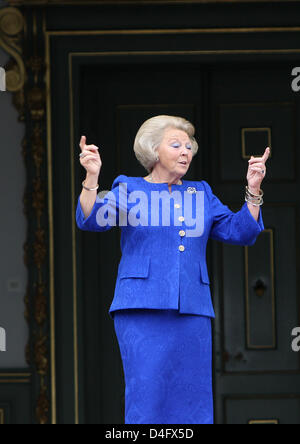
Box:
79 135 102 177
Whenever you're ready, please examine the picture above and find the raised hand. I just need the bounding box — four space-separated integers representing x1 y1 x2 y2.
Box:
79 135 102 177
247 147 270 192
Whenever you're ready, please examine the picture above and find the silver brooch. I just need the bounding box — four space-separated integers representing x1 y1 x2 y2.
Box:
187 187 197 194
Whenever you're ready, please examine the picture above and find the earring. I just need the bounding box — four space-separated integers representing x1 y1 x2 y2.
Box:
156 156 159 162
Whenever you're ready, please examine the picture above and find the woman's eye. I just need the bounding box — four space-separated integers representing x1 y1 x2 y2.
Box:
171 143 181 148
186 144 192 150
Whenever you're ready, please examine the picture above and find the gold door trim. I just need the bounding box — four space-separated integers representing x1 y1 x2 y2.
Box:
0 372 31 385
7 0 300 5
44 16 57 425
242 128 272 160
69 49 300 56
0 373 31 377
249 419 279 424
47 26 300 36
0 379 31 384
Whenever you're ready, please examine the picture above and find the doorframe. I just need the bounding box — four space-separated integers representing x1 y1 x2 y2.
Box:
2 1 300 424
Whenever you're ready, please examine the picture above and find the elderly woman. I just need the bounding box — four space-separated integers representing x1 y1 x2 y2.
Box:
76 115 269 425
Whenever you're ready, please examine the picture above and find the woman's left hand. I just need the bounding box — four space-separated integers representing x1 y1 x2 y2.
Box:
247 147 271 192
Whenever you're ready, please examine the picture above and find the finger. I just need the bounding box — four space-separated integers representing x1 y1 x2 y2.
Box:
248 156 262 164
249 166 266 173
249 148 270 164
248 148 271 164
79 151 99 159
79 135 86 151
262 147 271 162
248 162 265 169
80 149 100 160
80 153 100 160
248 157 267 167
85 144 99 151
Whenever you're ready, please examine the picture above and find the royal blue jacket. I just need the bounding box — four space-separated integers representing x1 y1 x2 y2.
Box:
76 175 264 319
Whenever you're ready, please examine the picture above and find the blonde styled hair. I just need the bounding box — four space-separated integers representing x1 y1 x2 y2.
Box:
133 115 198 173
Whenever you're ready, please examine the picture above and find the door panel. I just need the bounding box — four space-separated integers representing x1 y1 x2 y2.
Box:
73 62 300 424
77 63 300 423
78 63 203 423
210 65 300 424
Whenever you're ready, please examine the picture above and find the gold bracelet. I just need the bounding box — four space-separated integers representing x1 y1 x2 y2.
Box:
82 179 99 191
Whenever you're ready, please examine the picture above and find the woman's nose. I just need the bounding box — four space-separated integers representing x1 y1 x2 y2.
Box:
181 148 190 156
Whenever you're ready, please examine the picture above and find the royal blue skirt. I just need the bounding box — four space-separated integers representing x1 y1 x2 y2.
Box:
113 309 214 424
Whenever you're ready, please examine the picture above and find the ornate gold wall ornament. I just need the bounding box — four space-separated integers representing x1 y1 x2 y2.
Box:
34 332 48 376
36 382 49 425
0 7 25 92
31 126 45 170
0 5 52 423
23 248 31 367
35 283 47 326
33 228 47 268
32 181 45 220
13 88 25 121
28 86 45 120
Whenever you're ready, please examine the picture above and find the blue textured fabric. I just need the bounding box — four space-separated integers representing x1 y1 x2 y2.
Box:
113 309 213 424
76 175 264 319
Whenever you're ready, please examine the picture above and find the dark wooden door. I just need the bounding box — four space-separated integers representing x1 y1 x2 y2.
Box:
209 64 300 424
77 62 300 424
78 63 204 423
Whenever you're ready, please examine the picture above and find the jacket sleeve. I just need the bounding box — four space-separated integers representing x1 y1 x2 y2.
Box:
75 174 128 232
201 180 265 246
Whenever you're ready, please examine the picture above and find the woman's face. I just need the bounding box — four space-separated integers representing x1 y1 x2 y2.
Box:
156 127 193 176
